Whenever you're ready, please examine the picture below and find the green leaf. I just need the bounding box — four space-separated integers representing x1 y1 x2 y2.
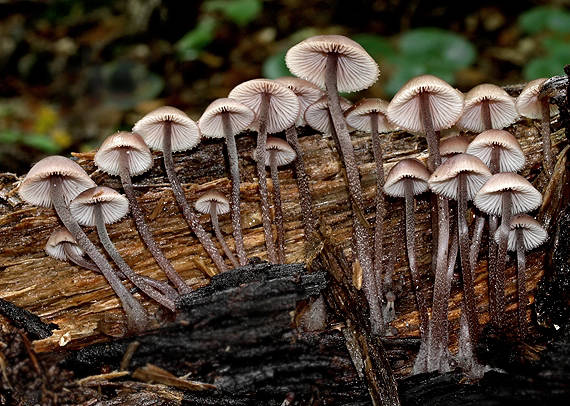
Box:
0 130 21 144
384 61 428 96
352 34 396 60
519 6 570 34
21 134 62 153
176 17 218 61
262 49 290 79
523 57 566 81
204 0 262 26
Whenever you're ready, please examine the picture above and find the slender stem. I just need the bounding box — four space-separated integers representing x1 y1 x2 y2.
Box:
119 150 191 294
540 97 553 175
209 205 239 268
94 205 176 312
162 122 228 274
370 114 386 300
223 113 247 266
50 178 148 332
482 100 492 130
516 228 528 339
469 215 486 275
495 192 513 326
63 243 99 272
255 93 278 263
285 126 316 241
269 152 285 264
419 92 441 170
488 146 500 325
325 53 382 333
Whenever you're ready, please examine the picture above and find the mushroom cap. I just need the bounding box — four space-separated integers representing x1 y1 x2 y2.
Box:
516 78 558 119
428 153 491 200
304 95 352 134
198 98 256 138
457 83 518 132
473 172 542 216
285 34 379 93
384 158 430 197
274 77 324 125
466 129 525 173
45 227 83 261
69 186 129 226
95 131 153 177
440 135 471 158
194 190 230 215
19 155 97 207
254 137 297 167
132 106 201 152
228 79 300 133
386 75 464 133
494 214 547 251
345 98 397 133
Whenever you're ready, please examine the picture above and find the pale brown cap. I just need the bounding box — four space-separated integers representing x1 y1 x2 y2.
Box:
466 129 525 173
228 79 299 133
285 35 379 93
440 135 471 159
274 77 324 125
19 155 96 207
194 190 230 215
132 106 200 152
386 75 464 133
474 172 542 216
384 158 430 197
254 137 297 167
198 98 255 138
493 214 547 251
345 98 396 133
515 78 558 119
45 227 83 261
428 153 491 200
457 84 518 132
69 186 129 226
95 131 153 177
304 95 352 134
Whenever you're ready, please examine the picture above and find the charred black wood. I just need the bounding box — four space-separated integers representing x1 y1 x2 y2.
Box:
0 297 57 339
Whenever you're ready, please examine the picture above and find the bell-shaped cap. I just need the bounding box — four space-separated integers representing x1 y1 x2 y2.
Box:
19 155 96 207
254 137 297 167
466 129 525 173
285 35 379 93
194 190 230 215
198 98 255 138
457 84 518 132
428 153 491 200
516 78 558 119
304 95 352 134
95 131 153 177
493 214 547 251
70 186 129 227
386 75 464 133
345 98 396 133
275 77 324 125
440 135 471 160
132 106 200 152
45 227 83 261
384 158 430 197
228 79 299 134
474 172 542 216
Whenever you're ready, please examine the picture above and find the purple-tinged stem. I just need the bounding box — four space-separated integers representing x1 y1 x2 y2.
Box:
419 92 441 170
482 100 492 131
488 146 501 326
515 228 528 339
269 152 286 264
540 97 553 175
495 192 513 325
469 215 486 275
370 114 386 301
209 205 239 269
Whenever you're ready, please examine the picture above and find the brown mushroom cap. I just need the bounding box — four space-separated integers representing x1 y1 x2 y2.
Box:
345 98 396 133
194 190 230 215
45 227 83 261
516 78 558 119
304 95 352 133
428 153 491 200
457 84 518 132
69 186 129 227
493 214 547 251
473 172 542 216
132 106 200 152
274 77 324 125
19 155 97 207
198 98 255 138
386 75 464 133
466 129 525 173
228 79 299 134
439 135 471 158
383 158 430 197
95 131 153 176
253 137 297 167
285 35 379 93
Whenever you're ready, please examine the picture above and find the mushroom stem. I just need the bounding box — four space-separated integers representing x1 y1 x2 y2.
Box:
50 177 148 332
469 215 486 273
481 100 492 130
118 149 191 294
209 204 239 268
325 52 383 333
63 243 99 272
285 125 316 240
223 112 248 266
419 92 441 170
255 93 278 263
495 191 513 322
488 146 500 326
516 227 528 339
540 96 553 175
93 205 176 312
370 114 386 299
269 151 286 264
161 122 228 274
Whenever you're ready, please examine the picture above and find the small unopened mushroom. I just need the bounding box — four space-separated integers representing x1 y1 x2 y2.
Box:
194 190 239 269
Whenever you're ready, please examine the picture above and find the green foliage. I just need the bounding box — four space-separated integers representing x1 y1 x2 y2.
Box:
204 0 262 27
519 6 570 34
262 49 290 79
0 130 62 154
176 17 218 61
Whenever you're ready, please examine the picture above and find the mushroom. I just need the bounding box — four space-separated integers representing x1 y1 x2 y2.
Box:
194 190 240 269
132 106 227 275
19 156 148 332
198 98 256 266
493 214 547 339
228 79 299 264
440 135 471 162
254 137 297 264
474 173 542 327
70 186 176 311
95 131 191 294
